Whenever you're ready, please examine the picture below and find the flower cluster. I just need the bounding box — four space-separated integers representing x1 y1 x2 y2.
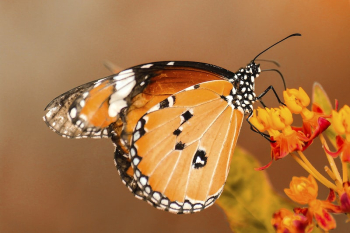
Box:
250 86 350 232
251 87 330 170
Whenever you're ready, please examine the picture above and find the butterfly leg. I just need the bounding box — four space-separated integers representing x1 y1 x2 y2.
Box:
256 85 286 107
246 110 274 142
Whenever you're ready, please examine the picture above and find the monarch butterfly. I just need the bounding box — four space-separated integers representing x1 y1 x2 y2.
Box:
44 33 301 214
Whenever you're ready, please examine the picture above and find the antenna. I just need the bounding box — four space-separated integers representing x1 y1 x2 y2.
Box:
252 33 301 62
255 59 280 67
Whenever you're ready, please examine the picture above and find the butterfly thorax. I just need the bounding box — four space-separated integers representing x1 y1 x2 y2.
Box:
227 62 261 115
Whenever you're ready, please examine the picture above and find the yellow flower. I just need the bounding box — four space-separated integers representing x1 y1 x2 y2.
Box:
284 175 318 205
267 106 295 138
283 87 310 114
250 107 280 138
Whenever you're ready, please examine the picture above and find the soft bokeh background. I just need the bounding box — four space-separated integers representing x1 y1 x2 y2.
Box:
1 1 350 232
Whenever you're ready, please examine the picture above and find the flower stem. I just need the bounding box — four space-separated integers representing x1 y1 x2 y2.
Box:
291 153 337 190
325 166 342 189
296 151 338 190
319 134 342 184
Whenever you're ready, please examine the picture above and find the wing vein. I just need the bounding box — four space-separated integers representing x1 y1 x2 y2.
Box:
183 103 230 201
205 106 234 200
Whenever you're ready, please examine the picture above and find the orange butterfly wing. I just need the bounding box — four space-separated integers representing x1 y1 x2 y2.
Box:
130 80 243 213
111 65 231 200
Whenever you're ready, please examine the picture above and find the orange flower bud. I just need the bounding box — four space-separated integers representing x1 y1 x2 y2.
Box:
284 175 318 205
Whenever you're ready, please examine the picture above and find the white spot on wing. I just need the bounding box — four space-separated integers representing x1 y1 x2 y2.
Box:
130 148 136 157
70 108 77 118
118 69 133 75
168 96 174 106
134 131 141 141
83 92 89 98
153 192 161 201
170 203 181 210
114 80 136 98
46 111 52 118
80 100 85 107
136 121 142 130
161 199 169 205
133 157 140 165
167 62 174 65
140 177 147 186
108 99 127 117
141 64 153 68
183 202 192 210
114 71 135 82
148 103 160 113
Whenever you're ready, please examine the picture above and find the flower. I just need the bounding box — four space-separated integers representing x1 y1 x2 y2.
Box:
267 106 309 160
252 87 330 170
308 199 337 231
253 106 310 170
249 107 280 138
271 208 310 233
284 87 330 143
324 105 350 162
284 175 318 205
283 175 342 231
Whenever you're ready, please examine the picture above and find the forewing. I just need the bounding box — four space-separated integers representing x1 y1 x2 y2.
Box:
44 61 234 139
43 79 110 138
130 80 244 214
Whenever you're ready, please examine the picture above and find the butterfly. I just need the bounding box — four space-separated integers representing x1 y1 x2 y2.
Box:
44 33 301 214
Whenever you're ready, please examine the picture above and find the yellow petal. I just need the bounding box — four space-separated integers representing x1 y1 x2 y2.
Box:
298 87 310 107
283 90 302 113
257 108 271 128
270 109 285 130
280 106 293 126
332 110 345 135
250 110 266 132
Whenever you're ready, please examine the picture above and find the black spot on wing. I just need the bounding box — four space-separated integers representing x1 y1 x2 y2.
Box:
181 110 193 125
159 96 175 109
159 99 170 109
194 84 200 89
173 128 182 136
192 150 207 169
175 141 185 150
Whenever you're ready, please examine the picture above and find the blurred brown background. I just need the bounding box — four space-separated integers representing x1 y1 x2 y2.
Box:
1 1 350 232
